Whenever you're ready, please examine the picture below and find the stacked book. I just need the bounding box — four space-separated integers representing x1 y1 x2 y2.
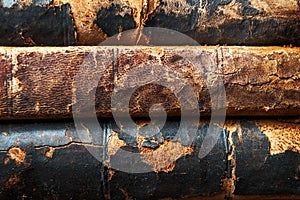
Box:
0 0 299 199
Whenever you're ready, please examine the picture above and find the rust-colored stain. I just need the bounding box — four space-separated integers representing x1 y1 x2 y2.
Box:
250 0 299 16
6 147 26 165
255 120 300 155
137 135 193 173
19 34 37 46
52 0 106 45
106 130 193 173
223 121 238 196
45 147 55 158
3 173 21 189
119 188 133 200
107 131 127 157
140 0 160 25
107 168 115 181
51 0 161 44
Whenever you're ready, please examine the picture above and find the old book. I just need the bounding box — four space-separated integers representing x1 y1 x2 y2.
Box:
0 0 299 45
0 119 299 199
0 46 299 119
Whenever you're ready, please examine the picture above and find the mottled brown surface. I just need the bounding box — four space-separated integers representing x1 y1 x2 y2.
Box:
57 0 300 45
0 0 300 45
11 47 89 119
0 49 9 116
0 46 298 119
255 119 300 155
222 47 300 115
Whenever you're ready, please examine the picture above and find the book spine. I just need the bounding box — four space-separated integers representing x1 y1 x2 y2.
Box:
0 0 299 45
0 46 298 119
0 119 299 199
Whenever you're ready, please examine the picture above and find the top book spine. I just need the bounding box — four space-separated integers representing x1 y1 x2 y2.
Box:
0 0 299 46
